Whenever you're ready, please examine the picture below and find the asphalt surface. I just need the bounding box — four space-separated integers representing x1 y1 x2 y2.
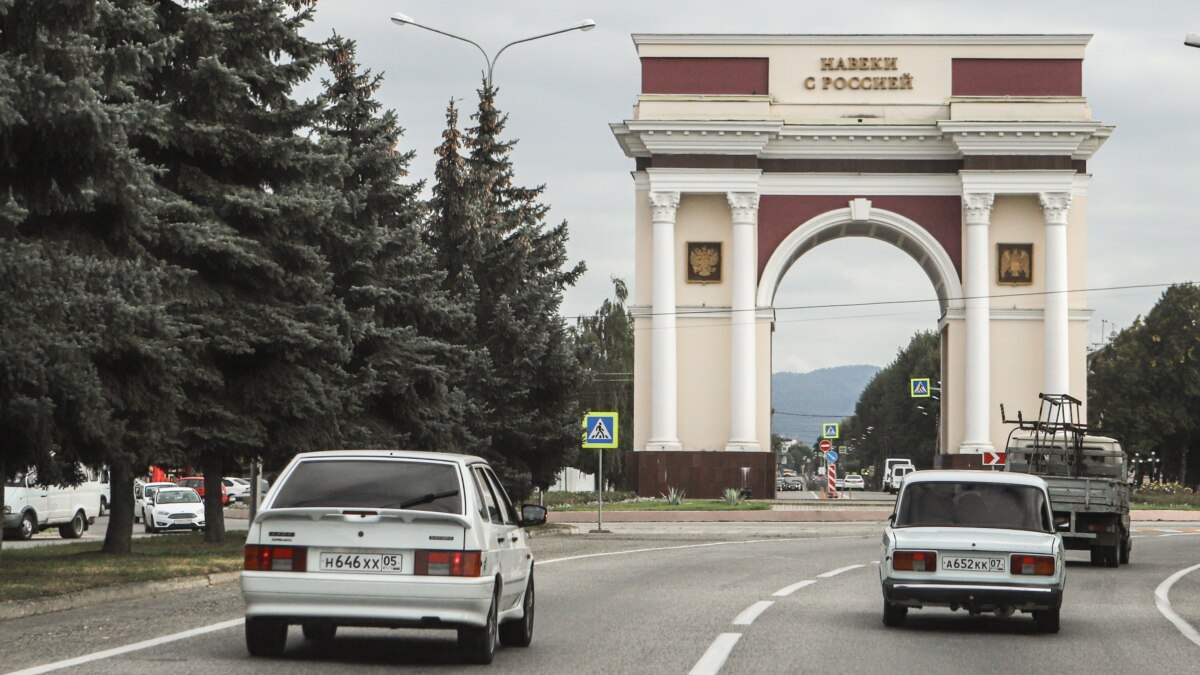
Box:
2 523 1198 674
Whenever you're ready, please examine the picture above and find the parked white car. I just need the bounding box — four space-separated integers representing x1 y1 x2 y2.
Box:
880 470 1065 633
134 481 179 524
222 477 251 502
144 487 206 534
241 450 547 664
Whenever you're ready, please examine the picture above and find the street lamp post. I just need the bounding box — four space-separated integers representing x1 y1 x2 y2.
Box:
389 14 596 89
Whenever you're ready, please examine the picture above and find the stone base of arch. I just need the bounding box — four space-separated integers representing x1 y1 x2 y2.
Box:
627 451 777 500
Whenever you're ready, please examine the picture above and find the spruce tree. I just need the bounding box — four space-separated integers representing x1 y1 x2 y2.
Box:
428 84 586 495
319 35 476 451
138 0 352 542
0 0 187 553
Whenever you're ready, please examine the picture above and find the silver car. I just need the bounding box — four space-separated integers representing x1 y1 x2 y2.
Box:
241 450 547 664
880 470 1066 633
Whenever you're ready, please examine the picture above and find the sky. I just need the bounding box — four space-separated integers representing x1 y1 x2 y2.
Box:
298 0 1200 374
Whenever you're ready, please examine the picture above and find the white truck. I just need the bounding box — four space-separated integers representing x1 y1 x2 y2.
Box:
3 467 102 540
883 458 914 494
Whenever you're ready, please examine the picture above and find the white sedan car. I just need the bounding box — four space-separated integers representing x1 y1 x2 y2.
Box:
880 470 1065 633
241 450 547 664
144 487 206 533
843 474 865 490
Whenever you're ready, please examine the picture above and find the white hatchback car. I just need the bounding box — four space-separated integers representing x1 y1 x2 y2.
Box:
143 487 205 533
880 470 1065 633
241 450 547 664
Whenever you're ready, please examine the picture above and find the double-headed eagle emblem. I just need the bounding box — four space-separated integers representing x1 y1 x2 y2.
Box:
689 245 720 280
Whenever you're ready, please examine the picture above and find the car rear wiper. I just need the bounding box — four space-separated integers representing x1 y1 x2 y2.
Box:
392 489 460 510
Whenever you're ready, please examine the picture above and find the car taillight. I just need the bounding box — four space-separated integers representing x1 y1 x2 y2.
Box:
414 550 482 577
892 550 937 572
1010 554 1055 576
244 545 307 572
1087 524 1114 533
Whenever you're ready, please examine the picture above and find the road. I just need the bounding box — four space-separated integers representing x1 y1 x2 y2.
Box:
3 523 1199 674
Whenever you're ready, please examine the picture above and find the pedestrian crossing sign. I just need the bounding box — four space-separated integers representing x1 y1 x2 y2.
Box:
910 378 931 398
582 412 619 449
822 423 840 439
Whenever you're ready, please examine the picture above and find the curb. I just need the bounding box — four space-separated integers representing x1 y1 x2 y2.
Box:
0 571 240 622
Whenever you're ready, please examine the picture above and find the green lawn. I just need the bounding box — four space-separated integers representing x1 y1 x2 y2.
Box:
552 499 771 512
0 532 245 603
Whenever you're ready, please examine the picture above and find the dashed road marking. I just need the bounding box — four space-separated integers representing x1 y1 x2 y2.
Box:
732 600 774 626
818 564 864 578
773 580 816 597
689 633 742 675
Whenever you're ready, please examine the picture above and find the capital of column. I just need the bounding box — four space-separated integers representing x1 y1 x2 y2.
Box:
650 190 680 222
963 192 994 226
726 191 760 224
1038 192 1072 226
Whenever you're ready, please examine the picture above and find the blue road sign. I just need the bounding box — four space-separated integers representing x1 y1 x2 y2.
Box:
822 423 840 439
582 412 619 449
911 378 931 398
825 450 839 463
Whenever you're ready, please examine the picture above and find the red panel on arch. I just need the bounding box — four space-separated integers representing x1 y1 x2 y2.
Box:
641 57 769 95
951 59 1082 97
757 195 963 280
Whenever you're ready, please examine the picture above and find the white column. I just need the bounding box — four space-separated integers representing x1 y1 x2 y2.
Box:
1039 192 1072 396
648 191 681 451
726 192 760 452
961 193 995 453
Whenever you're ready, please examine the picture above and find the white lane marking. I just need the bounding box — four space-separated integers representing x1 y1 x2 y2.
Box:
537 536 862 566
689 633 742 675
732 600 774 626
1160 533 1200 538
1154 562 1200 648
869 560 880 564
5 618 245 675
818 564 864 578
807 491 819 499
772 580 816 597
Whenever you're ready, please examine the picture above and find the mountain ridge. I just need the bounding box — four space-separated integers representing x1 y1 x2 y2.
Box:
771 365 880 443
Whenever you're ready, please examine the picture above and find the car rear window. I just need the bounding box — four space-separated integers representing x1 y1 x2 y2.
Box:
894 481 1050 532
270 459 463 514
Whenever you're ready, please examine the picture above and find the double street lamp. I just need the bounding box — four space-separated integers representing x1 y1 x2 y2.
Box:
390 13 596 89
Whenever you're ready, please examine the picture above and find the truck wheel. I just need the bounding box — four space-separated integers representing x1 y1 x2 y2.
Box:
99 496 108 515
1119 538 1131 565
1089 548 1104 566
59 511 85 539
1105 544 1119 568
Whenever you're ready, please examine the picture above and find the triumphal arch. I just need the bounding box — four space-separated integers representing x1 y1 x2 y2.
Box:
610 35 1112 498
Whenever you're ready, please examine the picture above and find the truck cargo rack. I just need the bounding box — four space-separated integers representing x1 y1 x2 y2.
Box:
1000 393 1088 478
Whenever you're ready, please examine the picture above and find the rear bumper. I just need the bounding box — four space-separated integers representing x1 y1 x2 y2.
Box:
883 579 1062 611
242 571 496 629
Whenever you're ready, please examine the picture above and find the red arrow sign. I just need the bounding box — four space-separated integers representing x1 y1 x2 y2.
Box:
982 450 1006 466
818 439 832 452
